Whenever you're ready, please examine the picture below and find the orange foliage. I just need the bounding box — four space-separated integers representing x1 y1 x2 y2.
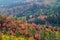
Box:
0 15 60 40
29 36 35 40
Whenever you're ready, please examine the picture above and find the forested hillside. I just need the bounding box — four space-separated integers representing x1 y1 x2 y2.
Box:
0 0 60 40
0 0 60 26
0 15 60 40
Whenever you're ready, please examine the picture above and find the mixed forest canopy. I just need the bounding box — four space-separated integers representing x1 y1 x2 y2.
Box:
0 0 60 26
0 0 60 40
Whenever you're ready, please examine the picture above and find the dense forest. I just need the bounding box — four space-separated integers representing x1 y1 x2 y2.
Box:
0 0 60 26
0 0 60 40
0 15 60 40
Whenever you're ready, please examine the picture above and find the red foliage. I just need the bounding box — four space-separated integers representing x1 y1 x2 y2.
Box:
2 23 7 27
34 32 40 40
23 29 29 36
29 23 37 29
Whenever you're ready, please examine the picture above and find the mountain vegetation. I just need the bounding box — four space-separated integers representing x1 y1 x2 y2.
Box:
0 0 60 40
0 15 60 40
0 0 60 26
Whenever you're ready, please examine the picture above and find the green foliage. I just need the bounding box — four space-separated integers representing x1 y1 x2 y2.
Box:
18 16 26 20
24 36 29 40
29 28 36 35
56 32 60 40
46 31 56 40
2 35 12 40
13 16 17 20
2 27 7 35
15 32 21 37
